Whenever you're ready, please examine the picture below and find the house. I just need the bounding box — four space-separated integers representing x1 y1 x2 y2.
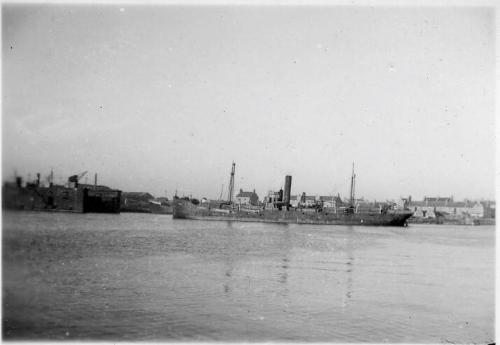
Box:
303 195 317 207
289 195 299 208
292 193 318 208
317 195 340 208
408 196 484 219
235 189 259 206
263 190 281 209
480 201 496 219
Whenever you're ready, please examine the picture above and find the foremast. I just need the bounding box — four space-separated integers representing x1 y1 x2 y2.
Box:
227 162 236 204
349 163 356 207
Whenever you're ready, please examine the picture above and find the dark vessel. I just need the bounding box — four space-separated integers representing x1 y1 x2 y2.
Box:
173 163 413 227
2 171 121 213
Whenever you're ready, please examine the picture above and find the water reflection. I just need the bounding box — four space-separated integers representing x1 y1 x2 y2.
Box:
343 256 353 303
221 224 236 296
278 257 288 284
277 227 292 300
224 268 232 295
341 234 355 310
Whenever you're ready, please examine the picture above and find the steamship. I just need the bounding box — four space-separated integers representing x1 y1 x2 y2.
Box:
172 163 413 227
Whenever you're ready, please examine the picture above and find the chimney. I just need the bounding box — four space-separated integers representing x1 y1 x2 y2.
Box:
283 175 292 205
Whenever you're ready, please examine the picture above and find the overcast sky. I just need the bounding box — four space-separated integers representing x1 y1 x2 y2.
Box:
2 4 495 201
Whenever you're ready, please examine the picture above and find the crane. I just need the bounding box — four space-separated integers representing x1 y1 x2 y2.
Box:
68 171 88 186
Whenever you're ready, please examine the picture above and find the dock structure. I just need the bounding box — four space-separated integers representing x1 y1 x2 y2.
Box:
2 173 121 213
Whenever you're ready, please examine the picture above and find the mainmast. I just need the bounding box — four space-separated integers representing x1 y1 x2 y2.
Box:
350 163 356 206
227 162 236 203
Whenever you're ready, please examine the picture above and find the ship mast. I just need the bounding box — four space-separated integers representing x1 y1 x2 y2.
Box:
227 162 235 203
350 163 356 206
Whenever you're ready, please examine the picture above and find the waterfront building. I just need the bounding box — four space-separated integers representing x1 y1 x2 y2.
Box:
235 189 259 206
480 201 496 219
289 195 299 208
303 195 317 207
408 196 484 219
289 194 349 209
318 195 344 208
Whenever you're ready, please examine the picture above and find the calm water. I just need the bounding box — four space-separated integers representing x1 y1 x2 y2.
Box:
2 210 495 342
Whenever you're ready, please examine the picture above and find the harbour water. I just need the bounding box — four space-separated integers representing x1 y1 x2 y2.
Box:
2 210 495 342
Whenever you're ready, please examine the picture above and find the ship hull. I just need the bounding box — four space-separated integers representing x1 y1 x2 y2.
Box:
173 200 413 227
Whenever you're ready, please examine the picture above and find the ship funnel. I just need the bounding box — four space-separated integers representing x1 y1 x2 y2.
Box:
283 175 292 205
